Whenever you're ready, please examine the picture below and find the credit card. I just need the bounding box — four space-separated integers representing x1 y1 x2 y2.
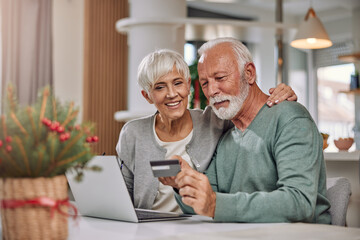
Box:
150 159 181 177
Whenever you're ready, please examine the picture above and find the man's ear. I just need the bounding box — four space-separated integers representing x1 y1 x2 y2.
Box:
187 77 191 94
141 90 154 104
244 63 256 85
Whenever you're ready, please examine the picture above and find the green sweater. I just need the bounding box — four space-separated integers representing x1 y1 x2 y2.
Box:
176 101 331 223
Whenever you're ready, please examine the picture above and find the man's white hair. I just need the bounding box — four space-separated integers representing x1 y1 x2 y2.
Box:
198 37 256 81
137 49 190 93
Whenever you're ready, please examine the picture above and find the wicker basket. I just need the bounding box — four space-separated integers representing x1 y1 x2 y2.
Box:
0 175 68 240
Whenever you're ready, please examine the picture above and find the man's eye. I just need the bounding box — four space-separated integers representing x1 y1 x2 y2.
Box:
215 76 225 80
155 86 164 90
201 82 208 87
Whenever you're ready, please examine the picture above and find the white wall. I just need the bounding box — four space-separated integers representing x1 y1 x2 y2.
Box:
52 0 84 121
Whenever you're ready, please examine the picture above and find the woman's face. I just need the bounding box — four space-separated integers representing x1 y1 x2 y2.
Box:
142 66 191 121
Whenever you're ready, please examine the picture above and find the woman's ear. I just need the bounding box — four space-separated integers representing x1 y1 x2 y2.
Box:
141 90 153 104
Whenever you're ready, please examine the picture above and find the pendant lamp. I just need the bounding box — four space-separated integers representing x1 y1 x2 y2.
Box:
290 7 332 49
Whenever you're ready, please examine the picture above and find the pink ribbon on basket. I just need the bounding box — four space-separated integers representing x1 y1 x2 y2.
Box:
1 197 78 220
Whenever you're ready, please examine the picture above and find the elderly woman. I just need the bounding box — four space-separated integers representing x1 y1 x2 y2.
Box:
116 49 297 213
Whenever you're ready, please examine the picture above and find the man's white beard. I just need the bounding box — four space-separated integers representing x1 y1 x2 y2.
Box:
209 83 249 120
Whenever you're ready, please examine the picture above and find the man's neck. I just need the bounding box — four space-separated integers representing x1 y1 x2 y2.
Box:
231 84 268 131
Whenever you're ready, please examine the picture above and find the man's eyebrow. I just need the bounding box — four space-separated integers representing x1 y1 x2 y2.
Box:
214 71 228 75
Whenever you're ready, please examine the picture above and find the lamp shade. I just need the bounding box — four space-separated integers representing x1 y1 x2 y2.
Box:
290 7 332 49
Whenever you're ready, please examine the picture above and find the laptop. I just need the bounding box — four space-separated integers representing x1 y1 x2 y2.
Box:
66 155 191 223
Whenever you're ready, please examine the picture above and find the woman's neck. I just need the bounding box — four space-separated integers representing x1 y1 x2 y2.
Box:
155 110 193 142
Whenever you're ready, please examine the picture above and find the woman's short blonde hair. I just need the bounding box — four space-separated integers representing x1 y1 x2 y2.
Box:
137 49 190 93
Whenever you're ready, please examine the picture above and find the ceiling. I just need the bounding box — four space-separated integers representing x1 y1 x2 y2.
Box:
187 0 360 22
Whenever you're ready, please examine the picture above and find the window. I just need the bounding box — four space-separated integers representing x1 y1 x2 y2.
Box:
317 64 355 152
184 43 197 65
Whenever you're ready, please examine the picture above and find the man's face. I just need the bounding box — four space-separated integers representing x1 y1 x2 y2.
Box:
198 44 249 120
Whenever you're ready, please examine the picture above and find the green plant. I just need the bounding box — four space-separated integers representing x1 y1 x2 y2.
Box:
189 60 208 109
0 84 99 180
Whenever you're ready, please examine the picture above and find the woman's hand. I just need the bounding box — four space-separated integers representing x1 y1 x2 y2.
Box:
158 155 186 189
158 176 178 188
267 83 297 107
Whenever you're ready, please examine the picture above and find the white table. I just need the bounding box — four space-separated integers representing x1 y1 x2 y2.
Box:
68 215 269 239
2 214 360 239
68 215 360 240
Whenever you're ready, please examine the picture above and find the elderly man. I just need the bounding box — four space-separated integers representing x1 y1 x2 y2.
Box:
172 38 331 223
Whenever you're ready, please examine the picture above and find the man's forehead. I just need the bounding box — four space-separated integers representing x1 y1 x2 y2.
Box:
199 51 236 70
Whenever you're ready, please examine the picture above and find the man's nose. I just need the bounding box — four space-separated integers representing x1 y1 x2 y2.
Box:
207 81 220 97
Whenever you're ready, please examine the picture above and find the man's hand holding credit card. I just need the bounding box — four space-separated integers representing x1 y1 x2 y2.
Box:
150 159 181 177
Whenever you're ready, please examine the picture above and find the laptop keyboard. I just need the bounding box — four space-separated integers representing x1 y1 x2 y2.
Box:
135 210 180 220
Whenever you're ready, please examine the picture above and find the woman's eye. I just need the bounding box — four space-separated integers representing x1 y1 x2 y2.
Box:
174 81 183 86
155 86 164 90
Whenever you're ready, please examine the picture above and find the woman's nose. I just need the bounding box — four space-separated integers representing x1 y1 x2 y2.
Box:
166 86 178 98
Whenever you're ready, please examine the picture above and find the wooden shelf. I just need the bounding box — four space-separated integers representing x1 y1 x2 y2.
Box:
324 151 360 162
339 89 360 94
338 52 360 63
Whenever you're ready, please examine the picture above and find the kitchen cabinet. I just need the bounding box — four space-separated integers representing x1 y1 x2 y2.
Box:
325 151 360 227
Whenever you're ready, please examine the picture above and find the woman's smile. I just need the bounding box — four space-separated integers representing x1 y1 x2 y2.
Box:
166 100 181 108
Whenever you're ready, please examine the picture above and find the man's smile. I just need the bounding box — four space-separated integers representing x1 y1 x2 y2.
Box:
212 99 230 109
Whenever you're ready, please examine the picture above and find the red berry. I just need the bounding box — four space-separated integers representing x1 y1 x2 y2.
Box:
50 122 60 131
5 136 12 143
56 126 65 133
75 125 81 131
42 118 52 127
0 140 3 147
64 132 71 140
6 145 12 152
59 134 67 142
92 136 99 142
86 136 93 143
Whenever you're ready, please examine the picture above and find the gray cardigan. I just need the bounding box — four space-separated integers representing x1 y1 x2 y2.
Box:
116 107 232 209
